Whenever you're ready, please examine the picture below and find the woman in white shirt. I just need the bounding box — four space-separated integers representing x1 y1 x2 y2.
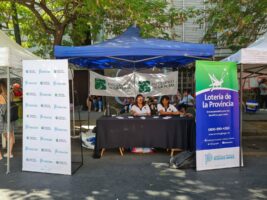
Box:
130 94 152 153
130 94 151 116
157 95 181 115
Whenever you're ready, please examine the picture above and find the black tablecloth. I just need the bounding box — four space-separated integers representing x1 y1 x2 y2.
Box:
93 116 196 158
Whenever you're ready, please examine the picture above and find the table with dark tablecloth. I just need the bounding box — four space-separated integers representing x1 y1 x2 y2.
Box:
93 116 196 158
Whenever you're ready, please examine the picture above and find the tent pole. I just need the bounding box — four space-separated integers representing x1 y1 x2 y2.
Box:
240 64 244 167
6 66 10 174
71 69 75 136
177 69 179 95
181 71 183 93
88 70 90 130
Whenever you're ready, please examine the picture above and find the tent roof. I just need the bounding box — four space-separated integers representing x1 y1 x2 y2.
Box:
0 30 40 69
223 32 267 75
54 26 215 69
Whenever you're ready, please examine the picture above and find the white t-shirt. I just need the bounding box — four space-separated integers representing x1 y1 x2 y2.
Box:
131 104 151 116
157 104 178 114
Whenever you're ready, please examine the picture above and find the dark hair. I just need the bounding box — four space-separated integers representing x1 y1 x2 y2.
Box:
183 89 190 93
160 95 170 107
135 94 145 106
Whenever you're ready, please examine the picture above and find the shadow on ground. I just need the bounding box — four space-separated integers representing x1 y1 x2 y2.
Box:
0 138 266 200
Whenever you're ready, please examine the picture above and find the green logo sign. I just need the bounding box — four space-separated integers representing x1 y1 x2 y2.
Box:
196 61 238 92
95 78 106 90
138 81 151 93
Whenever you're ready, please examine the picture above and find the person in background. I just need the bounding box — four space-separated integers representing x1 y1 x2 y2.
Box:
12 83 22 101
178 105 194 118
259 79 267 109
120 97 131 114
97 96 103 112
128 97 135 112
12 83 23 119
157 95 181 116
92 96 103 112
148 96 158 115
86 94 93 112
179 90 194 110
0 80 15 158
92 96 98 111
130 94 151 116
171 90 182 106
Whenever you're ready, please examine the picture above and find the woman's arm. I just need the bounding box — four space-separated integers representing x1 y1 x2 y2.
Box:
0 95 6 104
159 110 181 115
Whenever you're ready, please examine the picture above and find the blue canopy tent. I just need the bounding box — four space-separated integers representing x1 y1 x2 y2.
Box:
54 26 215 69
54 26 215 159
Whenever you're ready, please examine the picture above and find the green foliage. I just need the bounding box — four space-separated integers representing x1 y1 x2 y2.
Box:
0 0 195 57
198 0 267 51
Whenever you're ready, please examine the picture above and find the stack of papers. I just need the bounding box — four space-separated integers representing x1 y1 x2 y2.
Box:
116 116 124 119
163 116 172 120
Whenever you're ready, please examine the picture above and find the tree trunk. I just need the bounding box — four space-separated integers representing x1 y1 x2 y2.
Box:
53 29 64 46
11 2 21 45
84 28 92 45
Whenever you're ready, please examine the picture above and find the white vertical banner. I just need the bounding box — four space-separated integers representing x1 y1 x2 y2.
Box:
22 60 71 175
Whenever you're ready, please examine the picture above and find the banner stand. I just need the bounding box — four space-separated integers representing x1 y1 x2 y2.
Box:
239 64 244 167
71 81 84 175
70 108 83 175
195 61 240 171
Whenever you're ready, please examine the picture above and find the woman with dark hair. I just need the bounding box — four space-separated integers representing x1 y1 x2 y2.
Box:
0 80 15 158
130 94 151 116
157 95 181 116
130 94 152 153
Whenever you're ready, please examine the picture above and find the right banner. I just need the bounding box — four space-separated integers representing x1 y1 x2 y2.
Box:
195 61 240 171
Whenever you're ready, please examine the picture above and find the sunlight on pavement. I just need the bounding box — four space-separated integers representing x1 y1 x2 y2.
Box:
127 193 140 199
145 190 170 197
248 188 267 199
85 197 96 200
0 189 51 199
151 162 186 178
174 195 191 200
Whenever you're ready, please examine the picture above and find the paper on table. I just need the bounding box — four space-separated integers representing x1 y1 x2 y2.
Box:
163 116 172 119
153 116 159 119
128 116 134 119
140 116 146 120
116 116 124 119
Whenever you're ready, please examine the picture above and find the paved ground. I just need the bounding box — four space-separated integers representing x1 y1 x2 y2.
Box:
0 111 266 200
243 110 267 121
0 141 266 200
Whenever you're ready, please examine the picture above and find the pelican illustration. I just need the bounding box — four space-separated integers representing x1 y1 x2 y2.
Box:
208 69 228 91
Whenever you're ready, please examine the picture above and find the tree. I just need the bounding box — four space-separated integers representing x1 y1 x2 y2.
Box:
11 2 21 45
0 0 83 45
198 0 267 51
0 0 196 57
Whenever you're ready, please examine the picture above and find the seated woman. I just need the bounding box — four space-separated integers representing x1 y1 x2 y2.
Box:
157 95 181 116
130 94 152 153
130 94 151 116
